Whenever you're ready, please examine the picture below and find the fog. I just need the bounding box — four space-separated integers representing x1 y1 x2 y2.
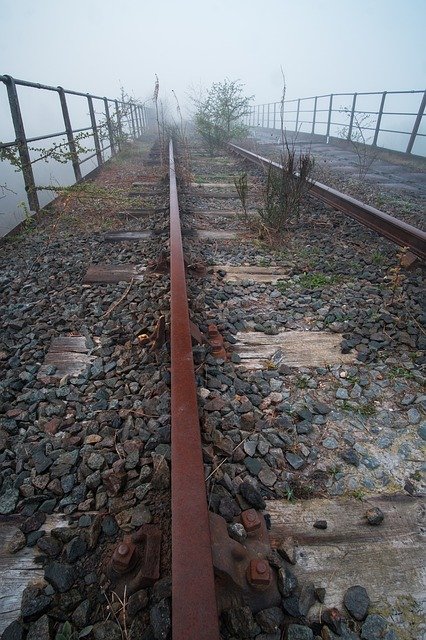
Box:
2 0 425 112
1 0 425 235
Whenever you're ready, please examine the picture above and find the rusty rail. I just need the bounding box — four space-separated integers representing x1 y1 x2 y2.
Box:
228 143 426 261
169 140 220 640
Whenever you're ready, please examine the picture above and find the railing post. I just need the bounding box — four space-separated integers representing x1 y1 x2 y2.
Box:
132 104 139 138
267 103 270 128
257 104 260 125
273 102 277 130
311 96 318 134
326 94 333 141
129 103 137 139
103 98 116 156
137 104 143 137
4 75 39 211
58 87 82 182
372 91 387 147
87 95 103 166
406 89 426 154
347 93 358 141
295 99 301 132
114 100 123 151
262 104 265 128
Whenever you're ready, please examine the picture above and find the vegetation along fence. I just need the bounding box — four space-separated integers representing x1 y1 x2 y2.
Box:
245 89 426 156
0 74 147 221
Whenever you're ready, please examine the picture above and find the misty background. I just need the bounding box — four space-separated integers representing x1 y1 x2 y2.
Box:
1 0 425 235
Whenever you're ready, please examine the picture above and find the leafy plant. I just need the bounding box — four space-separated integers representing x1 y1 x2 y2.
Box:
55 621 76 640
257 148 314 233
234 172 249 220
298 272 341 289
388 366 415 380
192 79 253 155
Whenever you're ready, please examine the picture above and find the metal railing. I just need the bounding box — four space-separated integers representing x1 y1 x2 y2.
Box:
245 89 426 156
0 74 148 212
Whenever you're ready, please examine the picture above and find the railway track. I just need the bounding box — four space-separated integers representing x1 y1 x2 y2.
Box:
228 143 426 262
0 135 425 640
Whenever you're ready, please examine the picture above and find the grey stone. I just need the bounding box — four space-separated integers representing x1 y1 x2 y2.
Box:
311 399 332 415
407 408 421 424
258 467 277 487
362 455 380 470
336 388 349 400
0 486 19 514
344 585 370 620
365 507 384 525
255 606 284 633
66 536 87 563
27 615 50 640
244 456 263 475
21 585 52 619
361 614 388 639
72 599 91 629
44 560 75 592
244 439 258 456
150 598 171 640
341 449 360 467
286 452 304 469
323 437 338 450
418 423 426 441
277 566 298 597
87 452 105 470
222 605 259 637
102 514 118 536
93 621 122 640
1 620 24 640
240 480 266 510
287 625 314 640
228 522 247 543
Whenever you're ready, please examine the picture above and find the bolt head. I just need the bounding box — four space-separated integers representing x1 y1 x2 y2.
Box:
241 509 261 532
247 558 271 587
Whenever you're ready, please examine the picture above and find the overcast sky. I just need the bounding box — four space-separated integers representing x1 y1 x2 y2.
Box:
1 0 425 110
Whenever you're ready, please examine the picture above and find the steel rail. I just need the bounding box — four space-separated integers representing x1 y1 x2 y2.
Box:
228 143 426 261
169 140 220 640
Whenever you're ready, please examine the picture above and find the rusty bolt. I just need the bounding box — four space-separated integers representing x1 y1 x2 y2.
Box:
241 509 261 532
111 540 137 573
247 558 271 587
207 324 219 339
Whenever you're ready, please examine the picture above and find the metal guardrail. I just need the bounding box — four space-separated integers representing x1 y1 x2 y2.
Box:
0 74 147 212
245 89 426 156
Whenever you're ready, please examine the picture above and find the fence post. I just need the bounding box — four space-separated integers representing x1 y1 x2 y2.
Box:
257 105 260 125
326 94 333 141
58 87 82 182
261 104 265 128
311 96 318 135
406 89 426 154
295 99 301 132
114 100 124 151
103 98 116 156
4 75 39 211
129 103 137 139
347 93 358 141
372 91 387 147
273 102 277 130
87 95 103 166
267 103 270 128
